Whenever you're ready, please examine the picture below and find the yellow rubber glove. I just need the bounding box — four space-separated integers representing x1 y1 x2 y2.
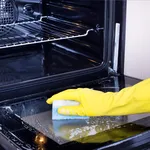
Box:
46 78 150 116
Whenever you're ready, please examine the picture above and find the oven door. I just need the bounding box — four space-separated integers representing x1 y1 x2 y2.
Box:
0 76 149 150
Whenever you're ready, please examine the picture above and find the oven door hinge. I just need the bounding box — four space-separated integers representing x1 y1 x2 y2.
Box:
108 67 119 76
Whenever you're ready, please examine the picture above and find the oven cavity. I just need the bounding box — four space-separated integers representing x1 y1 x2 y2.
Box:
0 0 103 50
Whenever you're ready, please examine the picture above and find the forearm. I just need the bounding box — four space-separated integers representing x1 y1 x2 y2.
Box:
106 78 150 116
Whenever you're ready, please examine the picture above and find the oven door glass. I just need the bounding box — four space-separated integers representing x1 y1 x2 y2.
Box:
2 77 149 146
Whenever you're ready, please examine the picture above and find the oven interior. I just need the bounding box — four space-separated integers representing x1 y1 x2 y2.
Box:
0 0 105 86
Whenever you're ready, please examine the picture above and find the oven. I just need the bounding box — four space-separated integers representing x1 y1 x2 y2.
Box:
0 0 150 150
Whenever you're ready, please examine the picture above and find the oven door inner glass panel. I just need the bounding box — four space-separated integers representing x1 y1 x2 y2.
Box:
9 97 150 145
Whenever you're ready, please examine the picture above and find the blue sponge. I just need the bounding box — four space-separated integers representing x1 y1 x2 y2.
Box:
52 100 89 120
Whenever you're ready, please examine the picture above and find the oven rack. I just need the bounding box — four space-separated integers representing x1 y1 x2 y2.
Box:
0 16 95 49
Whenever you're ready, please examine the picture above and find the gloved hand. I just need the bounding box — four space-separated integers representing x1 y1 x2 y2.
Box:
46 78 150 116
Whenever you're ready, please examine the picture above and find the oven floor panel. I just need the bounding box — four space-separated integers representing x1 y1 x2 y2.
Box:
0 47 100 86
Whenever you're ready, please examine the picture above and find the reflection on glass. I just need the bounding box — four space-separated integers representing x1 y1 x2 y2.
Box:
35 133 47 145
34 133 47 150
76 122 148 144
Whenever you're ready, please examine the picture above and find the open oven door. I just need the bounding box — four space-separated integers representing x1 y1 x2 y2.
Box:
0 75 150 150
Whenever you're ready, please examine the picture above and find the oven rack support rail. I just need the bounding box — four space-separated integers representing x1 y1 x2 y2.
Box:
0 16 103 49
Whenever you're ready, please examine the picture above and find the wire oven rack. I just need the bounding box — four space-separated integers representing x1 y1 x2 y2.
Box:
0 16 94 49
